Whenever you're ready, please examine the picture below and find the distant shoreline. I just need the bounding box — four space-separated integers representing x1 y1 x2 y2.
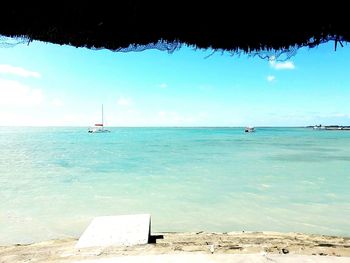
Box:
307 125 350 130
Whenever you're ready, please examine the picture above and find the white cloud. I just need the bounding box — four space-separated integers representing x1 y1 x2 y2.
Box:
0 78 43 106
117 96 133 106
158 111 166 117
0 64 41 78
269 59 295 70
52 98 64 107
267 75 276 82
159 83 168 88
317 113 350 118
157 111 193 124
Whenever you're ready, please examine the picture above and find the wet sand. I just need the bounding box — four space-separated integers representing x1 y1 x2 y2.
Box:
1 231 350 262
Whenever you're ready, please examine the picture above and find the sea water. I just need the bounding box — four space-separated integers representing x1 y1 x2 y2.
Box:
0 127 349 245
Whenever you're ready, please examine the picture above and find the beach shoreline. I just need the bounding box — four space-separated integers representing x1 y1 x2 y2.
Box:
1 231 350 262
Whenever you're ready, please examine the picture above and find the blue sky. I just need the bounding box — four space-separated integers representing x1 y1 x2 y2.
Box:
0 38 350 126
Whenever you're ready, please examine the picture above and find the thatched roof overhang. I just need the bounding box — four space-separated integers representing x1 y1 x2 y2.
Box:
0 3 349 54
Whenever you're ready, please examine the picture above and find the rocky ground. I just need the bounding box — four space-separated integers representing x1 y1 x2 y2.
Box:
1 231 350 262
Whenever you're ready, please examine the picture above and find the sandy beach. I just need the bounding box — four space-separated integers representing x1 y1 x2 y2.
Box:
1 231 350 262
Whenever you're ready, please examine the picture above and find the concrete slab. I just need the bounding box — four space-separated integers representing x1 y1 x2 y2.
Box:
75 214 151 248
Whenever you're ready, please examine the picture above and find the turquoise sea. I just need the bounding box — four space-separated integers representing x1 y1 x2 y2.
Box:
0 127 349 245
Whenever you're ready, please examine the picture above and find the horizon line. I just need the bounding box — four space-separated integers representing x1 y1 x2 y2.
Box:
0 125 311 128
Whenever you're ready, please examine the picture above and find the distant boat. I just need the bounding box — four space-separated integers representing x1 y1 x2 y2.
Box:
245 127 255 133
88 104 110 133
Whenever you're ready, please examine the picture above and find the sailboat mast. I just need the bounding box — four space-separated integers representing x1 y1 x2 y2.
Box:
102 104 104 127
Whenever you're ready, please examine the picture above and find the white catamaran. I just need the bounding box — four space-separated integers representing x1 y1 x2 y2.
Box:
88 104 110 133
